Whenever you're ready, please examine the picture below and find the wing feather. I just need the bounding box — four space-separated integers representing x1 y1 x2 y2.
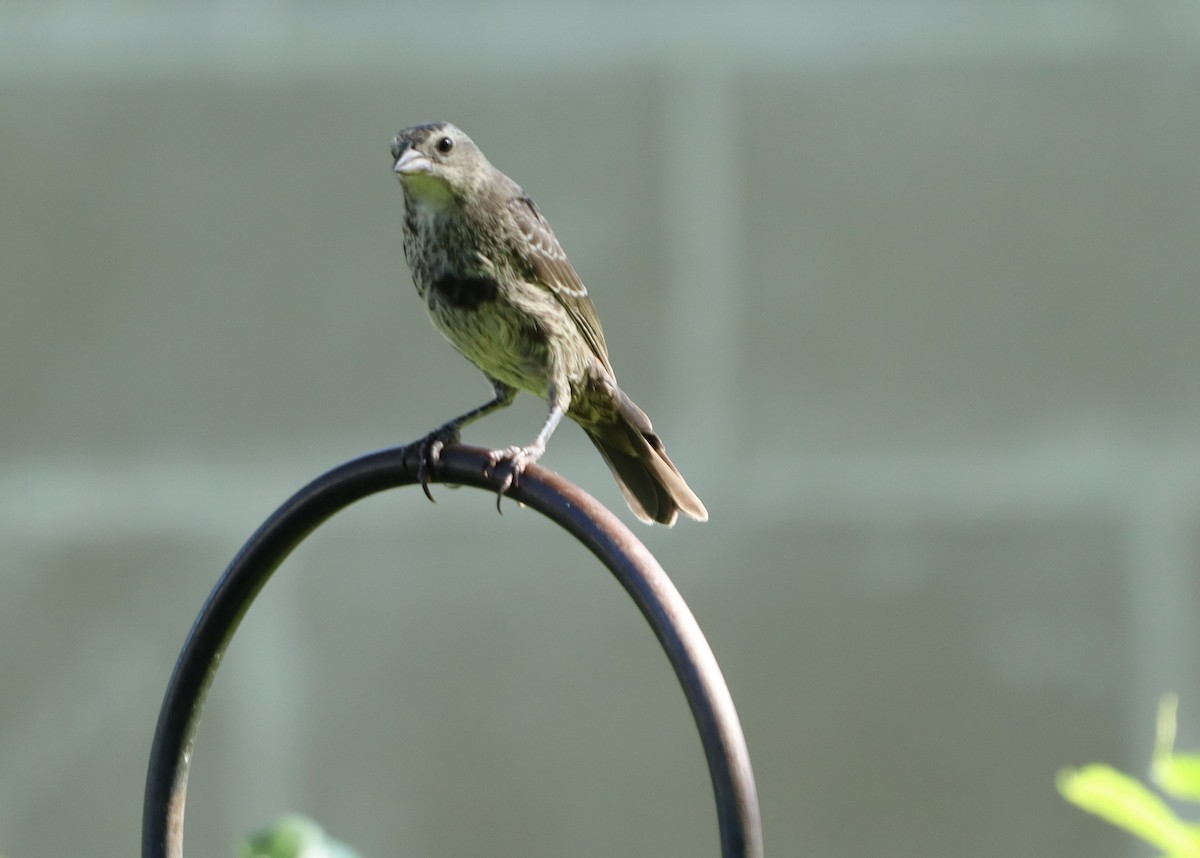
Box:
508 195 613 374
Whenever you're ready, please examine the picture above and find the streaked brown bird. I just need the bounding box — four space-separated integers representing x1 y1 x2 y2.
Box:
391 121 706 526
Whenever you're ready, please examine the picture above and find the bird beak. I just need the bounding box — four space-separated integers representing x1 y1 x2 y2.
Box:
394 146 433 176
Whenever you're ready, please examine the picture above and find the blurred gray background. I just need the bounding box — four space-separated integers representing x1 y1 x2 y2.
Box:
2 2 1199 856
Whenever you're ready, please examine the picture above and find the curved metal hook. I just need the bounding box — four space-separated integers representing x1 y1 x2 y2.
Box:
142 444 762 858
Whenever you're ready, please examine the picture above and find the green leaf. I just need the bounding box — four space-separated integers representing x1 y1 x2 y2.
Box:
1155 753 1200 804
1153 694 1200 802
239 814 363 858
1056 765 1200 857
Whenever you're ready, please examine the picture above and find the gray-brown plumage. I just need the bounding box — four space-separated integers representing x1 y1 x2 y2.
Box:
391 121 706 526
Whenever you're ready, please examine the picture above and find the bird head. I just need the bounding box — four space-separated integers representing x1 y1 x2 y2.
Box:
391 122 490 206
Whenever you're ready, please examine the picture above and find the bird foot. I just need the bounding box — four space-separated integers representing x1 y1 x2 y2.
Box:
415 423 462 502
483 445 544 513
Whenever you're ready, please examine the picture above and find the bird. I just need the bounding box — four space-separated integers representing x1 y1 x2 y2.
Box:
390 121 707 526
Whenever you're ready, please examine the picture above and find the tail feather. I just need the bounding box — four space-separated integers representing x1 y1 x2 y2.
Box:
585 391 708 526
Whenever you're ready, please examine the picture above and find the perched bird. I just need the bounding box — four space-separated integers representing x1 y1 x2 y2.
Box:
390 121 707 526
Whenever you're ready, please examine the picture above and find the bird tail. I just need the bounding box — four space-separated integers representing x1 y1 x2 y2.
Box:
584 389 708 527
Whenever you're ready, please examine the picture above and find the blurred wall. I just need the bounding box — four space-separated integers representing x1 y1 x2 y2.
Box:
2 3 1198 857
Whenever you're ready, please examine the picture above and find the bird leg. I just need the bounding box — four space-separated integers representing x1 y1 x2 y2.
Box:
485 393 567 512
417 380 516 501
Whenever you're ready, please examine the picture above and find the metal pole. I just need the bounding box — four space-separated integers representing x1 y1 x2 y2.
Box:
142 443 762 858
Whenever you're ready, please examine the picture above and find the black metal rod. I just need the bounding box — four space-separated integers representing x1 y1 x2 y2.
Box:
142 444 762 858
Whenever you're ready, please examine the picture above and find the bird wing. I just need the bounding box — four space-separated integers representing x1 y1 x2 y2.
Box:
508 195 613 374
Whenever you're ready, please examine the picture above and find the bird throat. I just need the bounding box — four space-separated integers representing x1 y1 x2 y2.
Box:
402 174 456 210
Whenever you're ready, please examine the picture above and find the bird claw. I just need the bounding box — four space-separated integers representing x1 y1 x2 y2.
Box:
483 445 542 513
415 424 462 502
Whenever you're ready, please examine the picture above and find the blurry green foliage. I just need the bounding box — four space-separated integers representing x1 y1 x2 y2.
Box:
1058 695 1200 858
239 814 362 858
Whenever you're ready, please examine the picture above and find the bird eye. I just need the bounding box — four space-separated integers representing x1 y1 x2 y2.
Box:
435 136 454 154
